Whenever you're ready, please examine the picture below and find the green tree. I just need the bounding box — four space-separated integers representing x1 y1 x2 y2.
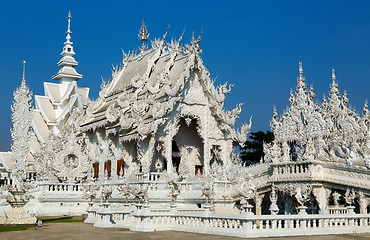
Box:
240 131 274 165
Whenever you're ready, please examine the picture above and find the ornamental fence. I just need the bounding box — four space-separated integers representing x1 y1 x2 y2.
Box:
87 204 370 238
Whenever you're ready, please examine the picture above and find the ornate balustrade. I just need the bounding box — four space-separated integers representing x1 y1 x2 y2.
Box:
134 172 162 182
271 161 316 182
328 206 348 215
85 199 370 238
128 211 369 237
39 183 85 192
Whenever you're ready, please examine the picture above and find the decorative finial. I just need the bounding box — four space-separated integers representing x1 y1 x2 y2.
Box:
22 60 26 83
332 68 336 81
138 19 149 42
197 29 203 43
299 61 303 75
297 61 304 83
178 28 186 43
162 24 170 41
67 11 71 34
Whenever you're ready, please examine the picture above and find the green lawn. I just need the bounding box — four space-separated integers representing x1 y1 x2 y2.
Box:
0 224 36 232
0 217 83 232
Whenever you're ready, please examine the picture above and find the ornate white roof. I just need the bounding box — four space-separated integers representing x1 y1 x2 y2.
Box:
82 29 251 146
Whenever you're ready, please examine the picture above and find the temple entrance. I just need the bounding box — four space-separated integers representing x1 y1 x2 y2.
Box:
172 117 204 176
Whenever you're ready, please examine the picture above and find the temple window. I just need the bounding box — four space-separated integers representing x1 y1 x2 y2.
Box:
117 159 125 176
92 162 99 179
195 165 204 175
104 160 112 178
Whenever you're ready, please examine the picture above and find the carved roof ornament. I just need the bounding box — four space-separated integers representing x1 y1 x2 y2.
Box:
138 19 149 51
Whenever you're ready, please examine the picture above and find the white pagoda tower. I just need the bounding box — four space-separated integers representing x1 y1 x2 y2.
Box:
32 12 89 147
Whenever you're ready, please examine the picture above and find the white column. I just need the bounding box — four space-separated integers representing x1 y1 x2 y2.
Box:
203 109 210 176
166 132 173 175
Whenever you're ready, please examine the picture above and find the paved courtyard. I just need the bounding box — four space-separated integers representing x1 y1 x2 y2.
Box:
0 222 369 240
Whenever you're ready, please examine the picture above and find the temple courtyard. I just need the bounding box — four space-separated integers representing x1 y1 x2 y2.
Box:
0 222 369 240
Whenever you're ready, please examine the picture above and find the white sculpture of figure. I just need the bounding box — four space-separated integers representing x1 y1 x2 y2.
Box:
117 183 131 204
100 185 112 203
263 142 272 163
315 137 327 160
179 145 200 177
131 185 149 204
344 188 356 206
304 138 315 161
270 140 281 163
294 185 310 207
332 191 341 206
168 179 180 204
201 182 213 205
281 141 290 162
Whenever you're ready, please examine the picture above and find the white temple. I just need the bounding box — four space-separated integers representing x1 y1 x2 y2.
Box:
0 13 369 238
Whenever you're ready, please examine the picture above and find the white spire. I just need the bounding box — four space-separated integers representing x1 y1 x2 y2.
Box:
298 61 305 83
52 11 82 82
332 68 336 82
22 60 26 84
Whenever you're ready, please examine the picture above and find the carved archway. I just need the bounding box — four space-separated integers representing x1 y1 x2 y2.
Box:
172 116 204 177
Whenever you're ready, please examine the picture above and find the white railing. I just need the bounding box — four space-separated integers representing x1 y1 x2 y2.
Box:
39 183 85 192
328 206 348 215
273 162 311 176
87 201 370 238
129 211 369 238
134 172 162 182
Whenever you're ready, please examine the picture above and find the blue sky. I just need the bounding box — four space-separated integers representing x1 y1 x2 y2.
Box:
0 1 370 151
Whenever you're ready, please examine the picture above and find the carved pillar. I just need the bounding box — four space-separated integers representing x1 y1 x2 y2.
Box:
166 129 174 175
203 112 210 176
283 196 294 215
112 159 118 180
255 193 265 215
358 192 369 214
203 141 210 176
85 134 92 181
112 139 118 181
312 186 328 214
97 131 107 180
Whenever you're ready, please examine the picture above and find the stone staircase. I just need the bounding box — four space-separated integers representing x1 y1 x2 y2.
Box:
8 189 28 207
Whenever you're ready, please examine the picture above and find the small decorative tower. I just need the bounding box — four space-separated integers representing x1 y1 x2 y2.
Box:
11 61 33 186
138 19 149 50
52 11 82 82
